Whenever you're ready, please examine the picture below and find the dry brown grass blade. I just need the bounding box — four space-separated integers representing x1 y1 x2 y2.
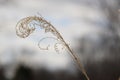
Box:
16 16 90 80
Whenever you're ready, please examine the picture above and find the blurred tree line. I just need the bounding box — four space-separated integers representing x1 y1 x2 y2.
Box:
0 0 120 80
77 0 120 80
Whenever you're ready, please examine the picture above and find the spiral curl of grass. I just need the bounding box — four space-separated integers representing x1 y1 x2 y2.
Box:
16 16 90 80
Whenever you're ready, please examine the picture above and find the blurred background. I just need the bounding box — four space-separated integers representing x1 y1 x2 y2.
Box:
0 0 120 80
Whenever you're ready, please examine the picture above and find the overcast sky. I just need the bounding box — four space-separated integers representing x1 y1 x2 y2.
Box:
0 0 107 71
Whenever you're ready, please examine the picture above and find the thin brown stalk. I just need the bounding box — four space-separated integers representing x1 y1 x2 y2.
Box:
16 16 90 80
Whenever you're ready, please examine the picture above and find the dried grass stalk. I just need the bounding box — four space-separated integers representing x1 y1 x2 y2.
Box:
16 16 90 80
